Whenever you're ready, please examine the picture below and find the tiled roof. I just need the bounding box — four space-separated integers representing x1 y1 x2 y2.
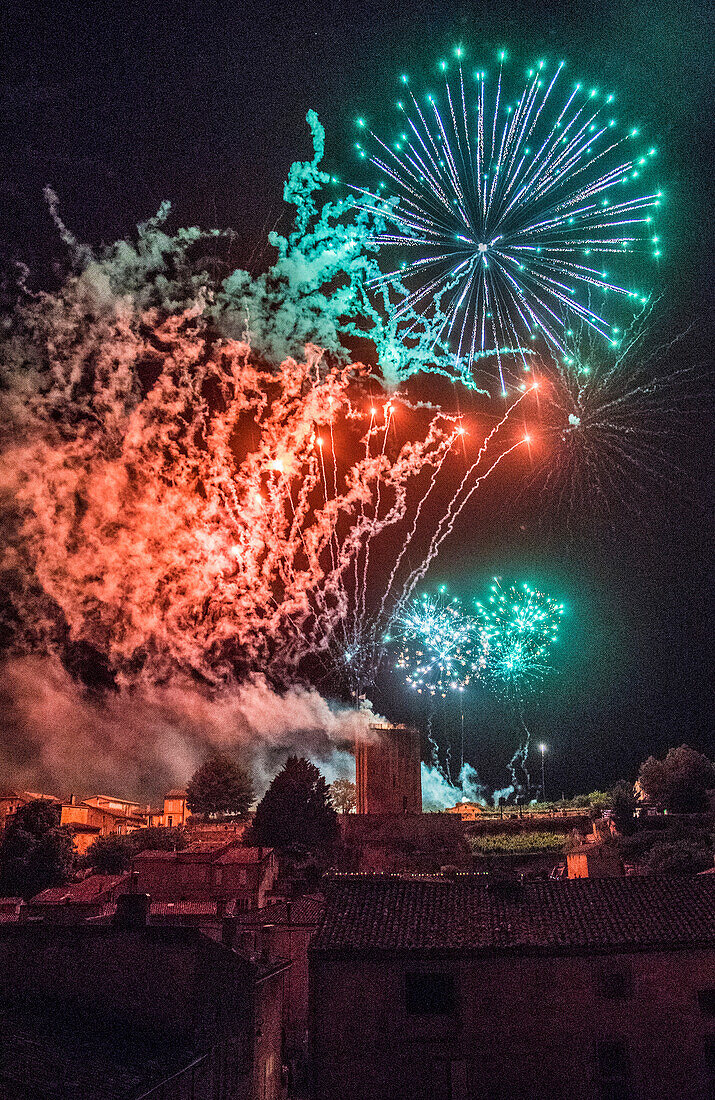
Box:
0 790 59 802
134 839 234 862
165 789 188 798
150 900 225 917
94 899 237 921
237 895 324 926
214 845 272 865
30 875 129 906
312 876 715 954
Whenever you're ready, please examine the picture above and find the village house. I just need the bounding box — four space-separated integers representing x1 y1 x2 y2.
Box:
25 874 131 922
310 874 715 1100
0 789 60 831
148 789 190 828
234 895 324 1078
444 801 485 821
133 838 278 909
0 892 289 1099
59 796 147 854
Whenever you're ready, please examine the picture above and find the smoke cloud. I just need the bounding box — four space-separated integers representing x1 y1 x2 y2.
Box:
420 761 487 811
0 655 378 801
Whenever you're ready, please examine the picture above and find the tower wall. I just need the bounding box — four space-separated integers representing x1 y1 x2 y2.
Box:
355 723 422 815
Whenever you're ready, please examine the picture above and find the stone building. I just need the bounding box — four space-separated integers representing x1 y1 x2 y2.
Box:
310 874 715 1100
133 839 277 909
234 896 325 1066
355 723 422 815
0 893 288 1099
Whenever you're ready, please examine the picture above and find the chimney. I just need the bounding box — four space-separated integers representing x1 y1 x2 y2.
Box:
112 892 150 929
70 794 76 805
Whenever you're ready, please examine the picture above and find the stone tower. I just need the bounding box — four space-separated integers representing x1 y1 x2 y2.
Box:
355 722 422 815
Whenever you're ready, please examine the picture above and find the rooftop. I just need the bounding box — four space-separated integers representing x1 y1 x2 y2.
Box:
30 875 129 906
312 876 715 955
0 790 59 802
236 895 324 926
0 1003 199 1100
214 845 272 865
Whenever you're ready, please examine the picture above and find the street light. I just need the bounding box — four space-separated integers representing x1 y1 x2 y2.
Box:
538 743 547 802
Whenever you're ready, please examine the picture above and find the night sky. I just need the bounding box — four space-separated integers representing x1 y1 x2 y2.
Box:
2 0 713 797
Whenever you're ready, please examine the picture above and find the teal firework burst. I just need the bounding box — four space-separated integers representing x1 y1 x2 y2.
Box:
476 578 564 698
394 587 485 696
352 47 663 392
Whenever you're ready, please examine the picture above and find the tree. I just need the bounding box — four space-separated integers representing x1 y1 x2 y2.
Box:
250 756 339 853
0 799 75 900
642 830 713 876
186 752 254 819
637 745 715 813
636 755 668 804
87 827 188 873
329 778 356 815
610 780 637 835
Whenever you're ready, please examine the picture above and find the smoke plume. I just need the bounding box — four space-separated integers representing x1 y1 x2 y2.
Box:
0 655 377 800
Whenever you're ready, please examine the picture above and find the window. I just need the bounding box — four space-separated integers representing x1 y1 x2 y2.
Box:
405 973 456 1016
596 965 633 1000
596 1040 631 1100
698 990 715 1017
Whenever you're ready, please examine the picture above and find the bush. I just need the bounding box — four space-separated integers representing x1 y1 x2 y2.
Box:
643 834 713 876
468 831 566 855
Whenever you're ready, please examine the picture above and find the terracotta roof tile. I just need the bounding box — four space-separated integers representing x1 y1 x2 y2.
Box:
214 846 272 865
312 876 715 954
237 895 324 925
30 875 129 906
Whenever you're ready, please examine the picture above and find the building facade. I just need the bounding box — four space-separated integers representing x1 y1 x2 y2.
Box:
133 840 277 909
0 895 288 1099
355 723 422 815
310 875 715 1100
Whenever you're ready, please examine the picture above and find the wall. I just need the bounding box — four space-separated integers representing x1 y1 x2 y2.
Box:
311 948 715 1100
355 726 422 815
340 814 469 872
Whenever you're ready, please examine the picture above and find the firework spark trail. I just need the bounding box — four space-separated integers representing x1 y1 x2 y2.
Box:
357 402 393 635
517 310 701 532
394 388 534 610
0 259 536 692
378 421 464 623
352 48 663 387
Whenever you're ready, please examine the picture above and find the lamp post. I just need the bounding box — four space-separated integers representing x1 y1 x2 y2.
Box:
538 743 547 803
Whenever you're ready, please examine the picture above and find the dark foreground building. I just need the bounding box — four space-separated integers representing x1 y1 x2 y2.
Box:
0 894 288 1099
310 875 715 1100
